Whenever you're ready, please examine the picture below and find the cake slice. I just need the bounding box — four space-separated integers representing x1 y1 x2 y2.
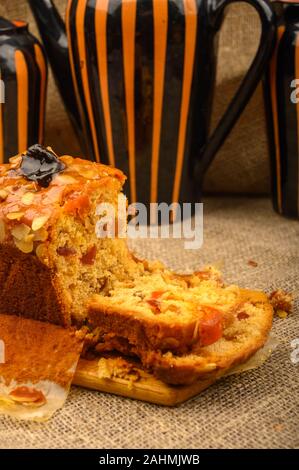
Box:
89 289 273 384
87 264 243 353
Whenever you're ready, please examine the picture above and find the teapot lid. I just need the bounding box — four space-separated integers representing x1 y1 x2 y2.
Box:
0 17 28 34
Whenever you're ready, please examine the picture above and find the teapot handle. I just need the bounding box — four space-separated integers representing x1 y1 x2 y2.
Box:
195 0 275 182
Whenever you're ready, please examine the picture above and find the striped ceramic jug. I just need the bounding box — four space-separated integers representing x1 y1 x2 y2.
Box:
264 2 299 218
0 17 47 163
30 0 275 205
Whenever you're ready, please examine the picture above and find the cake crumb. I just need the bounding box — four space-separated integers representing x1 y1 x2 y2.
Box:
273 423 285 432
276 310 288 319
98 357 141 389
269 290 293 318
248 260 258 267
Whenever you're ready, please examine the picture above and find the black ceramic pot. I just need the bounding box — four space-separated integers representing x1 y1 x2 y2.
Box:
0 17 47 163
264 1 299 218
30 0 275 205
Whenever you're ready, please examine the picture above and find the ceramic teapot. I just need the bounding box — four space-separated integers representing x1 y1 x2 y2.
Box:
30 0 275 205
0 17 47 163
264 1 299 218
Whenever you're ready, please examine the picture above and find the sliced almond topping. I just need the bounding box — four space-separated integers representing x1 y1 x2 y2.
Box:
24 233 34 243
54 174 77 185
81 169 97 179
14 237 34 254
60 155 73 165
9 386 46 407
6 211 25 220
9 154 21 164
0 189 8 201
36 243 47 260
9 155 22 168
0 219 6 242
42 186 63 204
21 192 35 205
32 215 49 231
33 227 48 242
24 182 38 191
1 185 12 194
11 223 31 241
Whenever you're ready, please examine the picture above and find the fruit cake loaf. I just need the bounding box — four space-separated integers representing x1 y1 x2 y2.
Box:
0 145 141 326
0 145 243 348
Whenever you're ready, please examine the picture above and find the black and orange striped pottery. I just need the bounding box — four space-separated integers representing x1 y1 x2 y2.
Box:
0 18 47 164
264 2 299 218
30 0 275 205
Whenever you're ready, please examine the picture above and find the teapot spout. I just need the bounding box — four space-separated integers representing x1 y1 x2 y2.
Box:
28 0 82 138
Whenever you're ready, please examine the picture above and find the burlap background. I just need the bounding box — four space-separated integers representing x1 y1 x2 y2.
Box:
0 1 270 194
0 197 298 449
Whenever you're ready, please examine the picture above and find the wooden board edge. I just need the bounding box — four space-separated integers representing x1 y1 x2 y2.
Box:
73 359 218 406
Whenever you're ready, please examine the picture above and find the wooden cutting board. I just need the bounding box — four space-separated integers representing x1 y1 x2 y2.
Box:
73 358 218 406
73 335 275 406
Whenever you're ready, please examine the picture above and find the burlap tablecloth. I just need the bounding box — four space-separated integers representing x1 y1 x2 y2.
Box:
0 197 298 449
